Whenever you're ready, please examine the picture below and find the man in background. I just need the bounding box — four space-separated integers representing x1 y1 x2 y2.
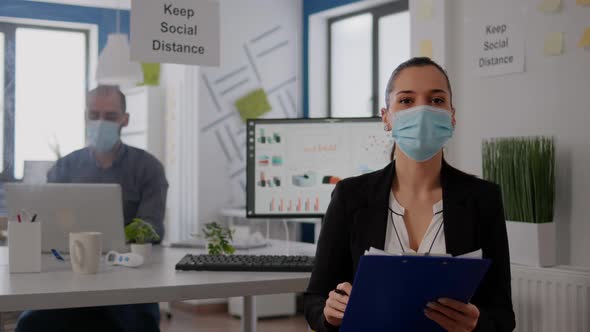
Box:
16 85 168 332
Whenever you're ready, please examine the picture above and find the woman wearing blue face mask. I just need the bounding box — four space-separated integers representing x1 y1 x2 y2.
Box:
304 57 515 332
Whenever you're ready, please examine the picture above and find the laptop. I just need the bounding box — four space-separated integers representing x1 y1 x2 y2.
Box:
5 183 127 253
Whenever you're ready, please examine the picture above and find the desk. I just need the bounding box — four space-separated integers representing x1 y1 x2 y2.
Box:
220 207 323 243
0 240 315 332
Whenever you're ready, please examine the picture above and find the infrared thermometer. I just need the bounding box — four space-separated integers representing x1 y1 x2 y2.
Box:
105 251 144 267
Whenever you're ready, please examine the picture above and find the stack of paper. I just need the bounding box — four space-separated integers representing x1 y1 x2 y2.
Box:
364 247 482 259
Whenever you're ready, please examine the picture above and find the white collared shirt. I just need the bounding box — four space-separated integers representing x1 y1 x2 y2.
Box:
384 191 447 254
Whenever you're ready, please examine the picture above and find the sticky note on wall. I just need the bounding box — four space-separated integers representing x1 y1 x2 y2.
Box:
579 28 590 49
235 89 272 122
419 40 433 58
417 0 433 21
538 0 561 12
140 63 160 86
543 32 564 56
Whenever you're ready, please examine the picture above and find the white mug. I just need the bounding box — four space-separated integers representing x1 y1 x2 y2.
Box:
69 232 102 274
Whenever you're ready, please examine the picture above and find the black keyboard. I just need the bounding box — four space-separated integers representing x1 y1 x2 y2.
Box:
175 254 315 272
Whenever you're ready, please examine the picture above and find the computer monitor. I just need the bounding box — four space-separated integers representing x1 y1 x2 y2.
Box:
246 118 393 218
5 183 127 253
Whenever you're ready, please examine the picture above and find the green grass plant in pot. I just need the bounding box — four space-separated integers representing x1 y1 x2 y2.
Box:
125 218 160 263
482 136 555 266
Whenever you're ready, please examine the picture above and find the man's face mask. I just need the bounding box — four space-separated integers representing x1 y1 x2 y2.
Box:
86 120 121 153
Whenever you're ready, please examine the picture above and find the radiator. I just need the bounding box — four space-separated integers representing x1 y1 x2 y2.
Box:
511 264 590 332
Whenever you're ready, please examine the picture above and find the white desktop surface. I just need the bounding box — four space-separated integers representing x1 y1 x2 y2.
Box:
0 240 315 332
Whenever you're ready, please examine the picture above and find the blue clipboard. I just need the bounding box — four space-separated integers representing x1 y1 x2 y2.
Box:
340 255 491 332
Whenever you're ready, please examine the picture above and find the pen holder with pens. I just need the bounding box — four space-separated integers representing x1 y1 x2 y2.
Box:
8 220 42 273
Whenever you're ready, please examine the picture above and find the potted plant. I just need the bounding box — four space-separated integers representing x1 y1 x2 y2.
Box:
201 222 235 255
125 218 160 262
482 136 556 267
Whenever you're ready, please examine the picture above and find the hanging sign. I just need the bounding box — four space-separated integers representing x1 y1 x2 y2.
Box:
130 0 220 66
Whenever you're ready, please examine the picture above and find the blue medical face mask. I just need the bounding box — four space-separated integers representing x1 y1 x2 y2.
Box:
86 120 121 153
390 105 454 162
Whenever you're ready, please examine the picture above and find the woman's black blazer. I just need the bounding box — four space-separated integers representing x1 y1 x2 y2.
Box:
304 161 515 332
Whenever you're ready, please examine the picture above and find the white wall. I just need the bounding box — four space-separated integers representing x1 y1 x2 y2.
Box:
445 0 590 266
409 0 448 68
198 0 303 223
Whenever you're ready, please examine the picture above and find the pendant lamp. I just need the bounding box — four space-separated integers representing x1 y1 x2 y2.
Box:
95 4 142 86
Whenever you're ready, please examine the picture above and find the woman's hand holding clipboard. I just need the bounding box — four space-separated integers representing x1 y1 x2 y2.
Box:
323 282 352 327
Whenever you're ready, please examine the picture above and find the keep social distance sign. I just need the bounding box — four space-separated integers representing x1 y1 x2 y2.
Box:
130 0 220 66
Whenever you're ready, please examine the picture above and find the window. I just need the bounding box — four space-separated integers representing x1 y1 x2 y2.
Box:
0 22 89 180
0 32 4 170
328 1 410 117
378 11 410 109
330 13 373 118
